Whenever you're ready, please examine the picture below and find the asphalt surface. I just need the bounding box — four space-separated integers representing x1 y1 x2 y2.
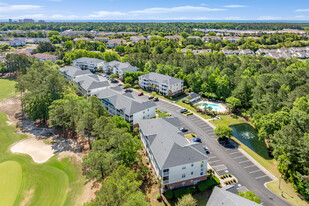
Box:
131 91 291 206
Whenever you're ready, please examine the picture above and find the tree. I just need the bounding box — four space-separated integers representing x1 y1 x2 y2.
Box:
109 73 118 80
180 32 189 39
214 126 233 141
47 31 60 38
103 51 120 62
123 83 131 89
237 191 262 204
86 166 144 206
125 76 134 84
176 194 197 206
226 97 241 112
35 42 55 53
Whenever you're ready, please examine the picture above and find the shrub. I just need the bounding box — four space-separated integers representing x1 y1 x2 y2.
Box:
173 187 196 199
133 85 139 89
156 193 161 201
165 190 174 200
197 176 220 192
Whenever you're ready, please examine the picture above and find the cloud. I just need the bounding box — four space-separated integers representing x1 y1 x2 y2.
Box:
130 6 225 15
88 11 127 18
224 5 247 8
294 9 309 12
0 4 42 13
257 16 283 20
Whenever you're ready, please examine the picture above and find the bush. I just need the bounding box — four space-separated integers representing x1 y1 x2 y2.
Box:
197 177 220 192
156 193 161 201
165 190 174 200
173 187 196 199
133 85 139 89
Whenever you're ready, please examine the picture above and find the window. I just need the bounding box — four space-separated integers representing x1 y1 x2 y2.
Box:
163 169 169 172
191 172 194 175
201 168 203 172
182 174 186 178
182 167 186 170
191 163 194 167
200 172 204 176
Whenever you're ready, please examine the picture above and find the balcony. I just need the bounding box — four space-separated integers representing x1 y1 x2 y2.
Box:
163 172 169 177
163 180 169 184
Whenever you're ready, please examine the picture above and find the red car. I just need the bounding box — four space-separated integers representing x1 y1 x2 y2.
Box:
138 92 144 96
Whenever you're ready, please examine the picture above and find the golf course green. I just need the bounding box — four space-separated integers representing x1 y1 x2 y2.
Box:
0 78 85 206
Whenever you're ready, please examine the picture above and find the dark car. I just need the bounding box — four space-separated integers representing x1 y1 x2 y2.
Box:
179 127 188 132
192 138 201 143
153 97 159 101
180 108 188 113
148 96 154 100
203 146 210 154
138 92 144 96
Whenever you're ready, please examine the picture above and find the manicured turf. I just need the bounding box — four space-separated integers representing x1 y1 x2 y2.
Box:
0 161 22 206
0 78 17 101
0 78 85 206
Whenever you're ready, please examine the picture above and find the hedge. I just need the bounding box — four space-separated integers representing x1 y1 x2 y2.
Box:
197 176 220 192
173 187 196 199
164 190 174 200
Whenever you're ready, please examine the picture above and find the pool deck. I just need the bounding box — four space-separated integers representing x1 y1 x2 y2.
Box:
195 99 227 113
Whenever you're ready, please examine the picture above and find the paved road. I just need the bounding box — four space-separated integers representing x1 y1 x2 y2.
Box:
132 91 291 206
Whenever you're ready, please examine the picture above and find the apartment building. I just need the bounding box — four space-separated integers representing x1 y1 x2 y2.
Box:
139 117 209 191
59 66 92 81
103 61 139 76
73 74 110 95
139 72 183 96
130 35 146 43
73 57 105 72
33 53 58 62
94 87 156 125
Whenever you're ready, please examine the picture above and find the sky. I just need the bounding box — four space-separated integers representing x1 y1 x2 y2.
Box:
1 0 309 21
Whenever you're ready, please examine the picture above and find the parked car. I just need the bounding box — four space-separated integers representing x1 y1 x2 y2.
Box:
153 97 159 101
138 92 144 96
203 146 210 154
179 127 188 132
148 96 154 100
192 138 201 143
125 89 132 93
180 108 188 113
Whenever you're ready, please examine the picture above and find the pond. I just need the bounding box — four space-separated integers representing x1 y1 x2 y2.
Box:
230 123 271 159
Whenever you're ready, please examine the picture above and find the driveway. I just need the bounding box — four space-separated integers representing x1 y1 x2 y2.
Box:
131 90 291 206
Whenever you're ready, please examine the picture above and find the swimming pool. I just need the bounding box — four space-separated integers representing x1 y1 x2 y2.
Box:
201 102 224 112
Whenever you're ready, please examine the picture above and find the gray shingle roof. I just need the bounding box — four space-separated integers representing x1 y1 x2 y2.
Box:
94 88 156 115
74 74 110 91
139 117 209 169
140 72 183 85
105 61 139 73
206 186 261 206
59 66 92 78
74 57 105 64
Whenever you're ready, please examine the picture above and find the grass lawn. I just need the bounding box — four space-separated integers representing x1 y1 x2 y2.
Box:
210 115 250 127
0 161 22 206
0 78 17 101
0 78 85 206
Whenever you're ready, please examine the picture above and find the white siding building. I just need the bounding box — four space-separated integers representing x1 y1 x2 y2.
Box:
139 72 184 96
139 117 209 191
103 61 139 76
94 87 156 125
73 57 105 72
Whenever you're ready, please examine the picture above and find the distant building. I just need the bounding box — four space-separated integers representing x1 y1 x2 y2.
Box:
73 37 91 42
33 53 58 62
9 19 12 23
139 117 209 191
94 87 156 125
94 37 109 42
11 50 32 56
164 35 181 40
185 92 200 103
130 35 146 43
139 72 184 96
38 20 45 23
73 57 105 71
106 39 126 48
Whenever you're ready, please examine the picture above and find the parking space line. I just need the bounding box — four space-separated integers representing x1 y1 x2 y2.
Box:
239 160 250 164
209 156 217 159
256 175 268 180
249 170 261 174
233 156 245 159
244 165 256 169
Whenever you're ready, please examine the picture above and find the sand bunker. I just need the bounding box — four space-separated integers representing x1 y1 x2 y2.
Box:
10 137 56 163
